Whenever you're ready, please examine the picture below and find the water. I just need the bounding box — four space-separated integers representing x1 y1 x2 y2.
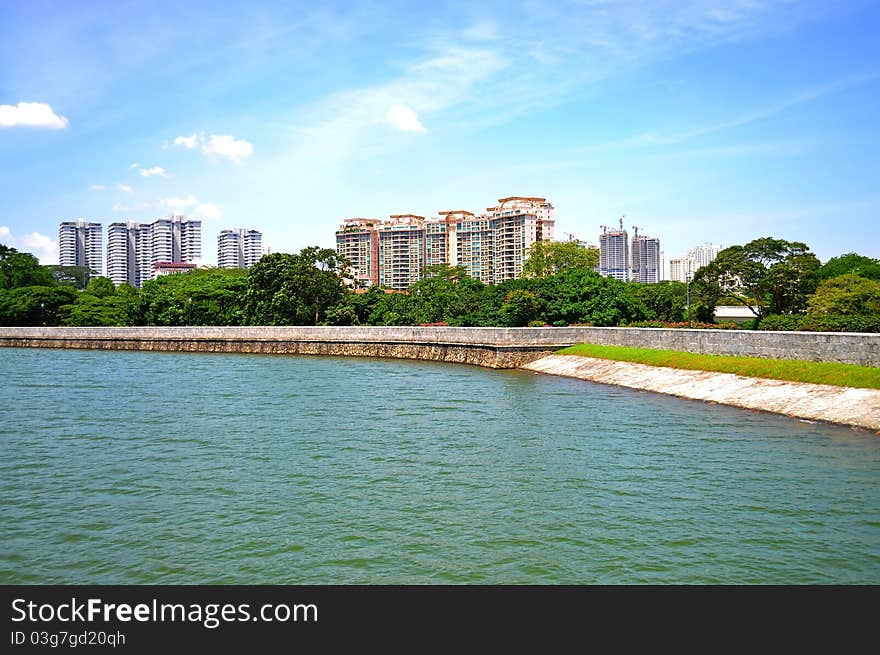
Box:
1 347 878 584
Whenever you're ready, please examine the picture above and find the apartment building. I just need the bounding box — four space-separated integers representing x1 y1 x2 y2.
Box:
217 228 263 269
58 219 103 277
106 214 201 287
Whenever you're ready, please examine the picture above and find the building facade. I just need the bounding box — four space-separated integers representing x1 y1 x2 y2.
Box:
106 214 201 287
599 226 629 282
58 220 103 276
335 197 555 289
377 215 425 289
217 228 263 269
668 243 723 282
630 233 661 284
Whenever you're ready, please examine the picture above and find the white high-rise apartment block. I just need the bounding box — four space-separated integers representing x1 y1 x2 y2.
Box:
669 257 695 283
106 214 201 287
58 220 103 276
217 228 263 269
688 243 722 269
668 243 723 282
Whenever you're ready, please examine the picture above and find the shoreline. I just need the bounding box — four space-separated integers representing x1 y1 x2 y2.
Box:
522 354 880 431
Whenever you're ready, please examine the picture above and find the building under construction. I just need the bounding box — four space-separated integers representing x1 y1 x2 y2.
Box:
599 218 662 283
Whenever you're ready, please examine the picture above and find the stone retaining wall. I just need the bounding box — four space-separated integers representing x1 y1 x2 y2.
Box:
0 326 877 367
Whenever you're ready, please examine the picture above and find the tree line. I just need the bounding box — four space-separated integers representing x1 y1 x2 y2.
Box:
1 238 878 331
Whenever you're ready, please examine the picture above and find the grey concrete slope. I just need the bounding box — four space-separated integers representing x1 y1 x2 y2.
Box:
522 354 880 430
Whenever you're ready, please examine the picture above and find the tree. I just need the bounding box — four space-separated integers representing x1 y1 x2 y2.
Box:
0 244 55 290
818 253 880 281
245 248 347 325
522 240 600 278
627 281 687 322
46 265 92 290
499 289 539 326
532 267 646 326
801 274 880 332
134 268 248 326
85 276 115 298
693 237 821 319
0 286 77 326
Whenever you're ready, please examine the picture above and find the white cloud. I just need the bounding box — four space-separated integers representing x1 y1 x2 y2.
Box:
172 132 254 163
0 226 59 263
386 105 426 133
89 184 106 191
159 194 222 219
201 134 254 164
0 102 69 129
129 162 139 169
159 194 199 210
193 202 222 219
117 183 133 194
139 165 167 177
174 134 199 149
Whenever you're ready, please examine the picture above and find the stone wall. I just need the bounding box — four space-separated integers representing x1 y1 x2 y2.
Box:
0 326 877 367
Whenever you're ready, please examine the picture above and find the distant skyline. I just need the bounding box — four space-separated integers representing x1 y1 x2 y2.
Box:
1 0 878 270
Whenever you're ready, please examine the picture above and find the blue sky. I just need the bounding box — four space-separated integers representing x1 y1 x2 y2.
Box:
1 0 878 270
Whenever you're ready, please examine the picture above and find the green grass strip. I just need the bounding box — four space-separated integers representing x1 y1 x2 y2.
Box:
556 343 880 390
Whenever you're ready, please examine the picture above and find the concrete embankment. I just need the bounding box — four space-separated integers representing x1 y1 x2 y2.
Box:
522 354 880 430
0 326 572 369
1 325 878 366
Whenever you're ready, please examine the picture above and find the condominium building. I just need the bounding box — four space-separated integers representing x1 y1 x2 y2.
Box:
106 214 201 287
377 215 425 289
58 220 103 276
668 243 723 282
630 232 661 283
599 225 629 282
669 257 695 283
336 218 379 284
217 228 263 269
487 197 555 283
334 197 555 289
688 243 723 269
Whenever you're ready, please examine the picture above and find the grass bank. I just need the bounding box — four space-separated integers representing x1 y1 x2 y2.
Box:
556 344 880 390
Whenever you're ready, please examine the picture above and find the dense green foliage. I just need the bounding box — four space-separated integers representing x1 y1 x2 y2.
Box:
800 274 880 333
522 240 600 278
0 244 55 290
817 253 880 281
558 344 880 389
0 239 877 332
245 248 347 325
693 237 821 319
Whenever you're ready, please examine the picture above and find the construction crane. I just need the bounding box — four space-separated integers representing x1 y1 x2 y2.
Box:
564 232 576 241
632 225 641 240
619 215 625 231
600 225 609 234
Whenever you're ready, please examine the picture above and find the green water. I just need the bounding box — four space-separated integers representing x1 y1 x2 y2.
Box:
1 347 878 584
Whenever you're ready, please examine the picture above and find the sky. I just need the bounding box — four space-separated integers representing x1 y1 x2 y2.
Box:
1 0 878 272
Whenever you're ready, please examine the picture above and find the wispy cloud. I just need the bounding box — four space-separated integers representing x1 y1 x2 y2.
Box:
139 165 167 177
0 101 68 129
583 73 880 153
89 184 105 191
117 183 133 194
159 194 222 219
0 225 59 263
172 132 253 163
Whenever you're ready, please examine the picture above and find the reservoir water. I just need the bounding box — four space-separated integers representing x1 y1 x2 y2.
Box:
1 347 878 584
